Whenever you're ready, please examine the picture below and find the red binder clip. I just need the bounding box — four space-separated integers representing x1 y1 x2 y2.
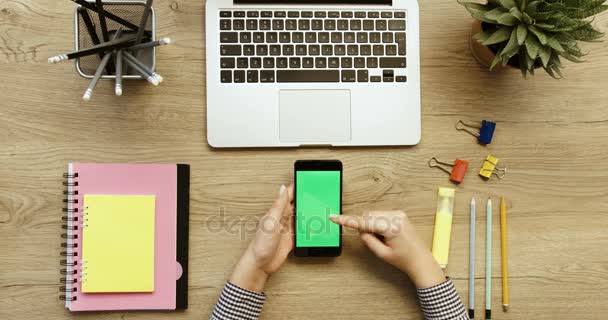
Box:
429 157 469 184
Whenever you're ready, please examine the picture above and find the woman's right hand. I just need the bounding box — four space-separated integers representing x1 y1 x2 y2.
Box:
329 211 446 289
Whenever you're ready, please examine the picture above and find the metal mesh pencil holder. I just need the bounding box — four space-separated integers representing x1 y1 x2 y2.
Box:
74 0 156 79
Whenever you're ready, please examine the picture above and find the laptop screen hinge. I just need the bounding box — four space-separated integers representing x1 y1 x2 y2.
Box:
234 0 392 5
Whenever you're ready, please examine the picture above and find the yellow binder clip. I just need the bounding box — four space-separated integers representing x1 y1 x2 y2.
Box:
479 155 506 179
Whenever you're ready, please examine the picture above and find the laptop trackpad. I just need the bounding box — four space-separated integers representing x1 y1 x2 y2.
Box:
279 90 351 143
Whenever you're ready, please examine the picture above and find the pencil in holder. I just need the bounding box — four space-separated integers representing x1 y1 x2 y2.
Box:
74 0 156 79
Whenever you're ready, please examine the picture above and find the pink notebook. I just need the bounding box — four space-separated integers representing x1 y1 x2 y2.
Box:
60 163 189 311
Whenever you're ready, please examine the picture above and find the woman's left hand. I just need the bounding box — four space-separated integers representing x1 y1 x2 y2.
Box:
230 185 294 292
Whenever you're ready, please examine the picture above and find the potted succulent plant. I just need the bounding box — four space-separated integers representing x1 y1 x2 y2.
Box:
459 0 607 78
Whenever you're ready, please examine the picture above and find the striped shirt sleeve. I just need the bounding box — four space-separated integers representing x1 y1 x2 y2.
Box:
210 282 266 320
210 279 468 320
417 278 469 320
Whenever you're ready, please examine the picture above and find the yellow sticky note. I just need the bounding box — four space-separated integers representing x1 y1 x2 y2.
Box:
82 195 155 293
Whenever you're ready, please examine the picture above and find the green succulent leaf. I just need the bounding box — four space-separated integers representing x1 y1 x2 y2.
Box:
558 51 585 63
529 25 548 45
524 50 536 69
490 48 504 70
519 54 529 78
561 0 602 9
549 19 592 32
548 54 564 79
551 54 563 68
576 5 608 19
553 65 564 78
457 1 490 11
525 33 542 59
501 27 522 61
488 0 502 7
534 23 557 31
499 0 517 9
555 32 577 46
461 0 607 78
521 54 529 70
458 1 496 23
539 46 552 67
509 7 524 20
474 30 493 43
563 42 585 57
525 1 542 15
485 7 509 21
522 12 536 24
483 26 513 45
528 11 553 21
543 11 594 30
547 37 565 52
543 65 557 78
517 24 528 45
497 12 520 25
569 24 605 41
547 1 608 19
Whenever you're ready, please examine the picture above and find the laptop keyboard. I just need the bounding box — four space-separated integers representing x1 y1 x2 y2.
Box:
218 10 407 83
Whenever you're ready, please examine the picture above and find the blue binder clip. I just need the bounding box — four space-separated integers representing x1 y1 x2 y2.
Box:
456 120 496 145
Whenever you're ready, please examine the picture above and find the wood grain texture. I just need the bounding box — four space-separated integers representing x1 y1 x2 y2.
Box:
1 0 608 319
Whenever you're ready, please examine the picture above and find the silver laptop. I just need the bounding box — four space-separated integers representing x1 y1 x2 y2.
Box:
205 0 421 147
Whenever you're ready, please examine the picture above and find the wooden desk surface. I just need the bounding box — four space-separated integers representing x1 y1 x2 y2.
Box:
1 0 607 319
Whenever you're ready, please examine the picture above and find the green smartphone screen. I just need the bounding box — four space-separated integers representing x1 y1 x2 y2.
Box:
296 170 341 247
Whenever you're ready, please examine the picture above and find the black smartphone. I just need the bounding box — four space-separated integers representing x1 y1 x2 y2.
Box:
294 160 342 257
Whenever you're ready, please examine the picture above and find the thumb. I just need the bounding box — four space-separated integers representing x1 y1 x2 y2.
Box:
360 232 392 260
268 185 290 219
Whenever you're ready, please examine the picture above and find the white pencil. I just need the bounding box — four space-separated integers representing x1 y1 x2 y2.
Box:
82 28 123 102
82 53 112 101
127 38 171 52
469 197 476 320
123 51 163 83
115 50 123 96
122 55 159 86
485 198 492 320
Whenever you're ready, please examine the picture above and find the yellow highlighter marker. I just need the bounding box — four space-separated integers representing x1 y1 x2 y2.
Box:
432 187 456 269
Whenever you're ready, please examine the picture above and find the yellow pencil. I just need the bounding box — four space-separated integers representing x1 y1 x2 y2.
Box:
500 196 510 311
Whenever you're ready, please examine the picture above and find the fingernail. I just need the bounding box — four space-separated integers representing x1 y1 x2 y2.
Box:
328 214 338 219
279 185 286 195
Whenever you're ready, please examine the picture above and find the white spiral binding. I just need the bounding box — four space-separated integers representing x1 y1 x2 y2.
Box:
64 163 76 307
